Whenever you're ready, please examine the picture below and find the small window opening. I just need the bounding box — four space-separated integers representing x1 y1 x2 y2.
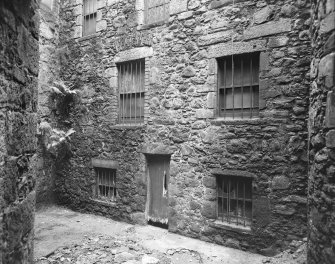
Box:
217 53 260 119
95 168 117 202
217 176 252 227
83 0 97 36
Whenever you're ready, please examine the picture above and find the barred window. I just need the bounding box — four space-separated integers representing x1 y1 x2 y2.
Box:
217 176 252 227
145 0 169 25
83 0 97 36
217 53 259 119
118 59 145 125
96 168 117 202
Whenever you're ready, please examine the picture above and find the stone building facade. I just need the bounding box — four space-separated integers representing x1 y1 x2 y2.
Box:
0 0 39 263
44 0 315 255
308 0 335 263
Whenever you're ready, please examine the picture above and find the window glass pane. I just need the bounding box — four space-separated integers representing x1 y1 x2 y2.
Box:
253 86 259 107
225 88 233 109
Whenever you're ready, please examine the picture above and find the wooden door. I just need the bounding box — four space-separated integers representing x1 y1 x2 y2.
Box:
147 155 170 225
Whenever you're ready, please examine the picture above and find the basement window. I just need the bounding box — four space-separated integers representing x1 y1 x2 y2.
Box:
118 59 145 125
95 168 117 202
217 176 252 227
145 0 170 25
83 0 97 36
217 53 259 119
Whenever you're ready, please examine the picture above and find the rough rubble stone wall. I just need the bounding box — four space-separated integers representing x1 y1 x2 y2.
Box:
36 0 61 206
308 0 335 263
0 0 39 263
57 0 311 254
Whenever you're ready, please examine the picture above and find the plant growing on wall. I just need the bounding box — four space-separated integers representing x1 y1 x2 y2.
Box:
38 81 79 160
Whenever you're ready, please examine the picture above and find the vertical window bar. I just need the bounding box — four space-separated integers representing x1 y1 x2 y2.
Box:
103 169 105 197
228 179 230 224
135 61 137 124
232 55 234 119
117 65 122 124
113 171 115 201
236 181 239 225
122 64 125 125
243 181 246 226
224 60 227 118
222 179 224 222
140 61 143 121
241 59 244 119
250 58 253 119
97 168 99 196
108 169 111 200
130 62 133 125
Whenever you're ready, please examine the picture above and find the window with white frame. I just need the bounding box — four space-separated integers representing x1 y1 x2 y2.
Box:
217 53 260 119
83 0 97 36
118 59 145 124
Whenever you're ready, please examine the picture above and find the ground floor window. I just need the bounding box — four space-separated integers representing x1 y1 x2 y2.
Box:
95 168 117 202
217 176 252 227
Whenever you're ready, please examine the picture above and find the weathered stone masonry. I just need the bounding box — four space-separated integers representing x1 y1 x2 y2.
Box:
308 0 335 263
51 0 313 255
36 0 62 206
0 0 39 263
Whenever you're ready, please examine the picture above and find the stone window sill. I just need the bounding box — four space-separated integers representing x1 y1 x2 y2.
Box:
111 124 146 130
210 117 287 126
90 198 117 207
211 117 262 126
137 19 169 30
77 32 100 42
210 220 252 233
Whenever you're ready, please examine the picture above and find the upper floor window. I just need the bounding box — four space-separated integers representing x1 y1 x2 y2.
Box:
83 0 97 36
217 175 252 227
118 59 145 125
145 0 169 25
217 53 259 119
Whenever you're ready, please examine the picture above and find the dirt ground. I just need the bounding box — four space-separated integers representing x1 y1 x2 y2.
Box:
34 206 306 264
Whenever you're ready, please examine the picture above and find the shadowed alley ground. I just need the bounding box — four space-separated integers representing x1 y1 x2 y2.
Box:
34 206 306 264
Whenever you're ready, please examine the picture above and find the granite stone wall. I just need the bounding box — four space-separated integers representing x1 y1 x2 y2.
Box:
308 0 335 263
36 0 61 206
55 0 312 254
0 0 39 263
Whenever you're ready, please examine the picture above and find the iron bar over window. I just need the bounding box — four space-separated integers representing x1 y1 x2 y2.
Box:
96 168 117 202
83 0 97 36
217 53 259 119
217 176 252 227
145 0 169 25
118 59 145 125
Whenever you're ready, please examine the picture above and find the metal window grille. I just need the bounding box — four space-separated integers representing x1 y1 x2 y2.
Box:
145 0 169 25
118 59 145 125
83 0 97 36
217 176 252 227
217 53 260 119
96 168 117 202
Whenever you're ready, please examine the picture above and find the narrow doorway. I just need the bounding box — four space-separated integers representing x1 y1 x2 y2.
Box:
146 155 170 228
